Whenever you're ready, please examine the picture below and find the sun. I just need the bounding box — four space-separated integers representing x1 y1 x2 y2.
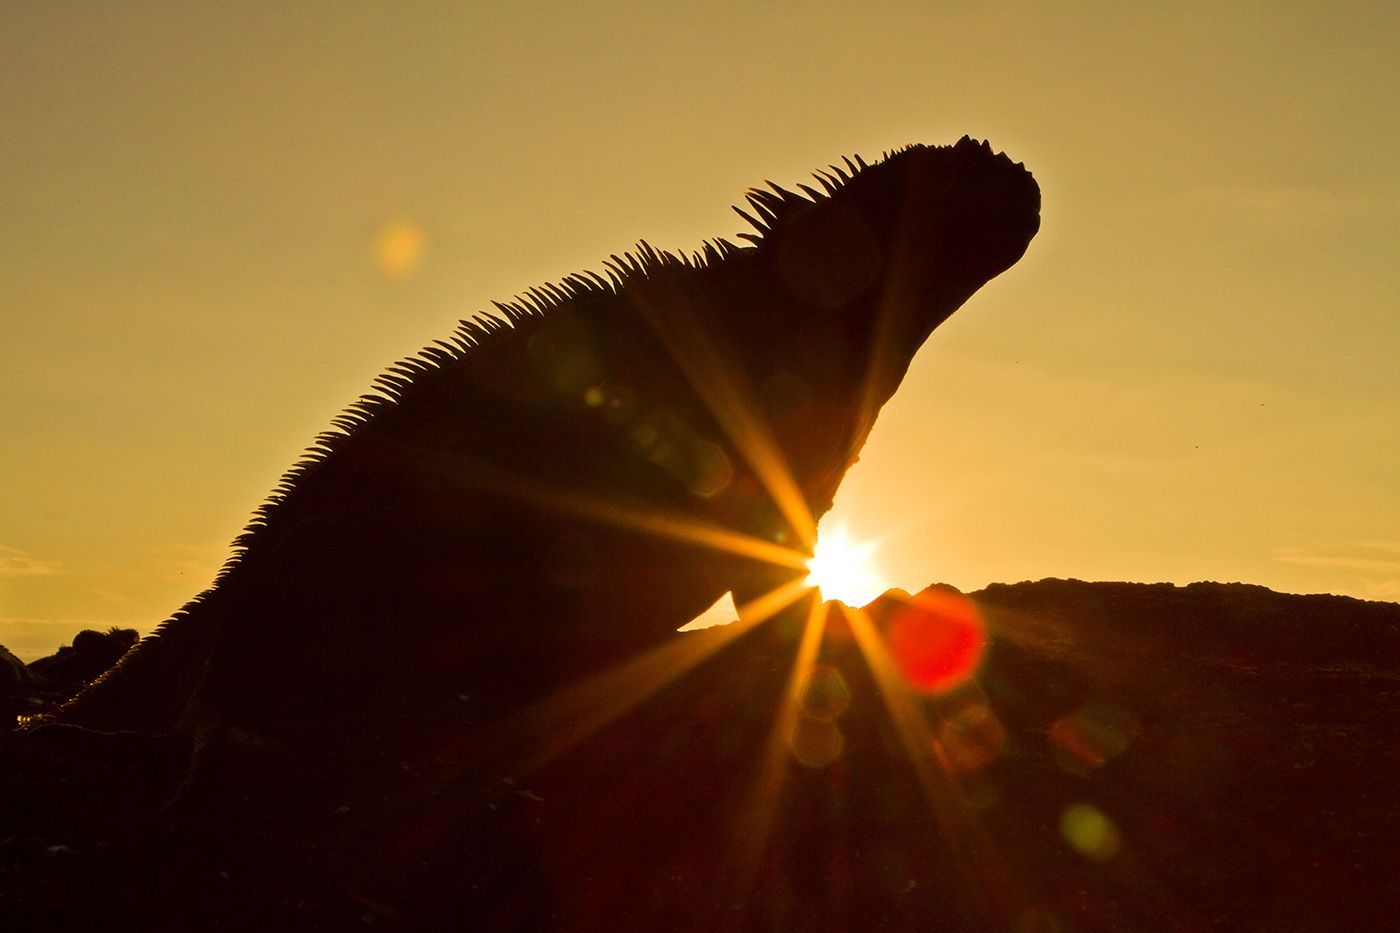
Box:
804 524 888 607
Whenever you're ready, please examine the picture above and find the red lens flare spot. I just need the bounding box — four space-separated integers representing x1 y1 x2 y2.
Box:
885 590 986 693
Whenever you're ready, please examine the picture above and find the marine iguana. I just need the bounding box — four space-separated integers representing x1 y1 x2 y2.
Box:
38 138 1040 771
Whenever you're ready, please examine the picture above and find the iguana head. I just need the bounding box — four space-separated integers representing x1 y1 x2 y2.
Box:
722 138 1041 537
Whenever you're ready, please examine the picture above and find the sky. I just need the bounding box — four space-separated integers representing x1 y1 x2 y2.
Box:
2 2 1397 658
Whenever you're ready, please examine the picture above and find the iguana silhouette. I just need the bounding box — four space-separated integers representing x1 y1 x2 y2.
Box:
37 138 1040 784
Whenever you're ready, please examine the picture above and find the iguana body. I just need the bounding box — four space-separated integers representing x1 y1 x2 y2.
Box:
43 138 1039 765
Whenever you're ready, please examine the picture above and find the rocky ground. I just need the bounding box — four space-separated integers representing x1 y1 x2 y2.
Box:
2 579 1397 931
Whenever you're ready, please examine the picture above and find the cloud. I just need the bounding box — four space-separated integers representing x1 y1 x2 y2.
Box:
1274 542 1400 574
0 545 59 578
1188 184 1396 223
95 589 137 608
1273 543 1400 601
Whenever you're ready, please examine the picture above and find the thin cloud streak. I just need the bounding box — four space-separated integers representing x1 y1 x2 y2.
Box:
1272 543 1400 601
1186 184 1397 222
0 546 59 578
1273 543 1400 575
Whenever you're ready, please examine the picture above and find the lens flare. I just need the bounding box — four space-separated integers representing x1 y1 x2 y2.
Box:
1060 803 1121 860
804 524 887 606
933 702 1006 774
374 219 426 278
1049 702 1140 773
886 588 986 693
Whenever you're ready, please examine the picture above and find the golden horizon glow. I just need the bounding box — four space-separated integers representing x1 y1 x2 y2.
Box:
804 524 889 607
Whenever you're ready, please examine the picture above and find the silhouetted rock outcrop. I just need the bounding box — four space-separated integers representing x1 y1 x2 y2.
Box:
3 580 1396 930
28 628 138 684
0 645 34 686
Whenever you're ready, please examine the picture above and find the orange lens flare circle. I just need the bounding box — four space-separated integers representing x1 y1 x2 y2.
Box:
884 590 986 693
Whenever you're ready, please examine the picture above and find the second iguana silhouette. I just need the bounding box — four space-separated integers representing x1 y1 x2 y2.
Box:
37 138 1040 791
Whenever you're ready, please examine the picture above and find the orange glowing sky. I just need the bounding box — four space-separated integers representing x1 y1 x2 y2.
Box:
2 3 1397 658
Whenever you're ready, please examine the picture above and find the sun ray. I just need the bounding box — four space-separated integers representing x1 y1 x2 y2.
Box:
361 576 815 841
515 587 786 770
628 287 819 552
730 595 829 880
853 224 954 453
842 601 1015 922
438 576 811 783
504 575 813 772
462 464 811 571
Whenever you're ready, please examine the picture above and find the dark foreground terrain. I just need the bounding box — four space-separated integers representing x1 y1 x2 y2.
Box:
2 579 1398 931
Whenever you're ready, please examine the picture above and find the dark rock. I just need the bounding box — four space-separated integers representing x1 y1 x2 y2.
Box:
0 645 35 685
28 628 139 684
2 580 1396 930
